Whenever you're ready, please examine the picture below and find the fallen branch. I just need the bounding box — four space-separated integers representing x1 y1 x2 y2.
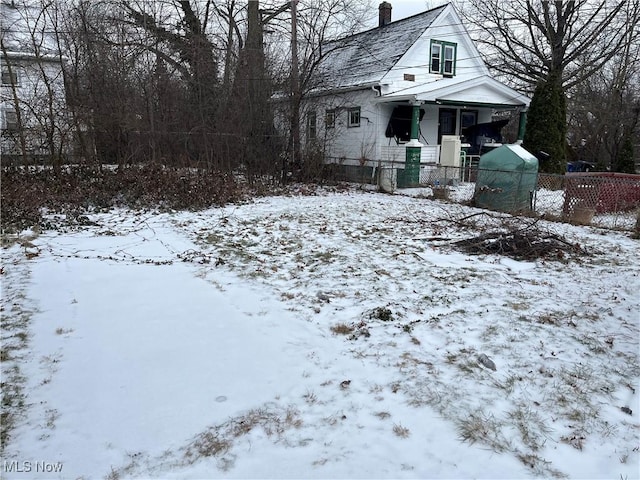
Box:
454 230 588 261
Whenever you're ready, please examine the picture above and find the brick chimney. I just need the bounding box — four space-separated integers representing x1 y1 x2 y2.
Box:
379 2 392 27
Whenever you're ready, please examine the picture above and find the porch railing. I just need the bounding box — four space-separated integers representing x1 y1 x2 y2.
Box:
379 144 440 166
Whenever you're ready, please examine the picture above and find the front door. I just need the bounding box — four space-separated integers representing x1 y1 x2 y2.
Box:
460 110 478 144
438 108 457 144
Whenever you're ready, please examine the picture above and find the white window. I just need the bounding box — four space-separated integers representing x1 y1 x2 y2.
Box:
430 43 442 73
430 40 457 76
348 107 360 127
443 45 455 76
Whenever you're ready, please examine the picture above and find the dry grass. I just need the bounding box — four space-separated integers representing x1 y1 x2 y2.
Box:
516 452 568 479
330 323 354 335
0 264 31 454
108 403 306 477
456 410 510 453
374 411 391 420
393 423 410 438
507 405 552 451
302 390 318 405
184 405 303 462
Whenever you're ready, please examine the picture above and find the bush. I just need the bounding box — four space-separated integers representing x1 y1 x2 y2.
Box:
0 165 246 233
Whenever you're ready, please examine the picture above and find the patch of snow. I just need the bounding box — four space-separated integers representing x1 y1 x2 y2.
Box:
2 190 639 479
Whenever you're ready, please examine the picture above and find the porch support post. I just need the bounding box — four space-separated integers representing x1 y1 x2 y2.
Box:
517 109 527 142
403 101 422 187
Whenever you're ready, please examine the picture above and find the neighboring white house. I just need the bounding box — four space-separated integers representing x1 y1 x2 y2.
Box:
1 0 70 163
301 2 530 181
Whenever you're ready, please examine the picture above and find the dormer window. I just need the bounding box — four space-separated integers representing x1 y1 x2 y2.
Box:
430 40 457 77
430 43 442 72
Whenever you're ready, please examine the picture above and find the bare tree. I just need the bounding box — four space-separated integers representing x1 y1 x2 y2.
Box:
210 0 281 181
568 26 640 171
459 0 639 90
121 0 222 166
61 0 148 166
60 0 269 171
1 0 72 169
267 0 371 176
458 0 640 172
212 0 244 95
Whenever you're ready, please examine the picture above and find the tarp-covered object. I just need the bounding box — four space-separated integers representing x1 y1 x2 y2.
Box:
474 144 538 212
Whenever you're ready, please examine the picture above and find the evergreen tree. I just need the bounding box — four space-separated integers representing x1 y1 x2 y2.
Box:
523 76 567 174
614 128 636 173
461 1 638 175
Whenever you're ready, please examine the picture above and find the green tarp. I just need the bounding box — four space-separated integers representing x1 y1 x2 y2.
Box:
474 145 539 212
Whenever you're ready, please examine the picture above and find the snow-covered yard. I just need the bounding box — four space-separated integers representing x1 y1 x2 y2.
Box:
2 187 639 479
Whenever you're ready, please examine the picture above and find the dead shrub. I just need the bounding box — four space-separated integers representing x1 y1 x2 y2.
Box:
1 165 247 232
392 423 410 438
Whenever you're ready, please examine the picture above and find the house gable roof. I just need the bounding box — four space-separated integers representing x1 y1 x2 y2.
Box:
376 75 530 107
313 4 447 91
385 5 489 86
311 3 530 108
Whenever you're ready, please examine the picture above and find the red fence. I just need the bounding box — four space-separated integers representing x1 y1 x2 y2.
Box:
562 173 640 216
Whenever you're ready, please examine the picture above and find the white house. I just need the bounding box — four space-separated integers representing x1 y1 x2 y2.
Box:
1 0 70 164
301 2 530 185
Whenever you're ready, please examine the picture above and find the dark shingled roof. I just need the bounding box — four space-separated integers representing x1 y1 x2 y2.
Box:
314 4 446 91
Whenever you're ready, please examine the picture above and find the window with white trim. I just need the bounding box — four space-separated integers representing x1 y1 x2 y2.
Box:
347 107 360 127
3 108 19 130
429 40 457 77
325 109 335 129
430 43 442 73
306 110 317 140
443 44 455 75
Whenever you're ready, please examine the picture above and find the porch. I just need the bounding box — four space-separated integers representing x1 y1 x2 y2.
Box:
379 144 441 165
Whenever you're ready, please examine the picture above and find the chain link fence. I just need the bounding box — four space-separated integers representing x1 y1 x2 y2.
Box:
537 173 640 231
368 164 640 232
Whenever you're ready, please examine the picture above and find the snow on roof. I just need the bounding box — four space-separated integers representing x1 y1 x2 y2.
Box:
377 74 531 107
313 4 447 91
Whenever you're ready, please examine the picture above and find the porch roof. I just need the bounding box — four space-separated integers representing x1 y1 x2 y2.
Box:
375 75 530 108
